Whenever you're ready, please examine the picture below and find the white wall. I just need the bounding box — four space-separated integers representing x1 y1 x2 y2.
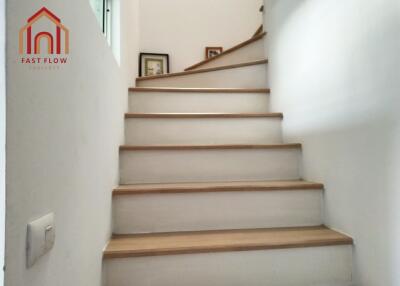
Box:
139 0 263 73
265 0 400 285
5 0 139 285
0 0 5 284
120 0 140 81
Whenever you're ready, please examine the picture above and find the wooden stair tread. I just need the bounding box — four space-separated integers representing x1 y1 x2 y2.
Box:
137 59 268 81
120 143 302 151
129 87 270 93
125 113 283 119
103 226 353 258
252 25 264 38
113 180 324 195
185 32 267 71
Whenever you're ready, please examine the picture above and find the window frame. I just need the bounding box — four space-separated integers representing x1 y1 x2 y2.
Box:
102 0 112 44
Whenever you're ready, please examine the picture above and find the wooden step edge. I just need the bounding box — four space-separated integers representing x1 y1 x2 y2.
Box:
124 113 283 119
184 32 267 71
103 226 353 259
137 59 268 81
113 181 324 196
119 143 302 151
111 225 327 238
128 87 271 93
252 24 264 38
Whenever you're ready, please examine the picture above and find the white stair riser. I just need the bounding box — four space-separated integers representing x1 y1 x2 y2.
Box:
105 246 352 286
113 190 322 234
120 148 301 184
190 39 265 70
125 118 282 145
129 92 270 113
137 64 268 88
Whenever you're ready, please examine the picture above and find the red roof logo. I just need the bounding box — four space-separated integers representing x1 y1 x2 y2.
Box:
19 7 69 55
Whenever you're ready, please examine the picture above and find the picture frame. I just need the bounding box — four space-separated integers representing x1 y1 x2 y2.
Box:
205 47 223 59
139 53 170 77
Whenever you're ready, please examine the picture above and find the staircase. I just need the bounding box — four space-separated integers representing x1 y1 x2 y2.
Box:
103 31 353 286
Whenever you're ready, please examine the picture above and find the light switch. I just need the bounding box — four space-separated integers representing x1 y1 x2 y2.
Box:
26 213 55 268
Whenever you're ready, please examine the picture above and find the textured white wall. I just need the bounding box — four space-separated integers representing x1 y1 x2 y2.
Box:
5 0 139 285
265 0 400 285
139 0 263 73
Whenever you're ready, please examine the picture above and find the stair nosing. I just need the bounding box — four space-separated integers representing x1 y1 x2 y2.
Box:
128 87 271 93
124 113 283 119
184 32 267 71
252 25 264 38
136 59 268 81
113 180 324 195
119 143 302 151
103 226 353 259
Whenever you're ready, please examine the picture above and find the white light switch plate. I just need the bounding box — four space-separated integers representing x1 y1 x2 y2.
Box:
26 213 55 268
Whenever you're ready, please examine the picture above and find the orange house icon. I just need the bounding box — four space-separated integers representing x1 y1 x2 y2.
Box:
19 7 69 55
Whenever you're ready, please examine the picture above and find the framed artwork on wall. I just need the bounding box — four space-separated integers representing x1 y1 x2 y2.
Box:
205 47 223 59
139 53 170 77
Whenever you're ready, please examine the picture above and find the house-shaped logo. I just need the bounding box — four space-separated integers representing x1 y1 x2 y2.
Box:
19 7 69 55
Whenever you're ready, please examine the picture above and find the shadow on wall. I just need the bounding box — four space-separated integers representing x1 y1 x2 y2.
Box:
266 0 400 285
269 0 304 16
268 0 305 33
284 116 400 286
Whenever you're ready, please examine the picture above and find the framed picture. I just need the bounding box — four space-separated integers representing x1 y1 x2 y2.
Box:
205 47 223 59
139 53 170 77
